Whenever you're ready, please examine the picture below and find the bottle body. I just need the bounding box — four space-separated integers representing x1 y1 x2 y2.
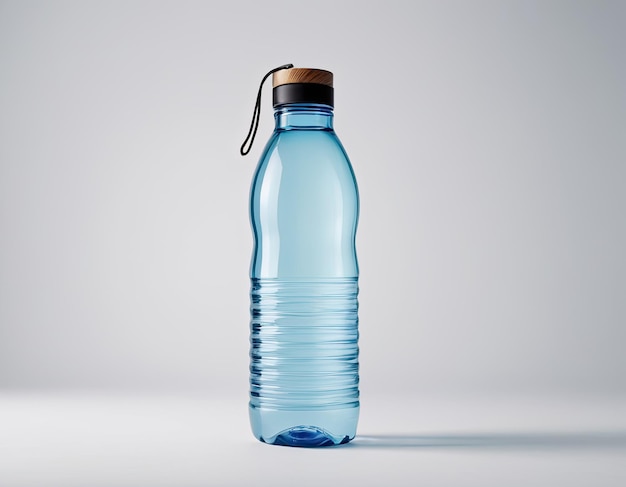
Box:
249 104 359 446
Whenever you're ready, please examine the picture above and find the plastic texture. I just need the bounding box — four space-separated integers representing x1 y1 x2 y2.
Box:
249 104 360 447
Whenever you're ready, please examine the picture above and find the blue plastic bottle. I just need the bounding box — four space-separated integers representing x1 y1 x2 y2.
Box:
242 66 359 447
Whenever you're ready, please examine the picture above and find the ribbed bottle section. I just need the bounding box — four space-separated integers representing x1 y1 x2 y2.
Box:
250 277 360 411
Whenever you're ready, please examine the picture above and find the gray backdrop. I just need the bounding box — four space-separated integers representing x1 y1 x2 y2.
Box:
0 0 624 398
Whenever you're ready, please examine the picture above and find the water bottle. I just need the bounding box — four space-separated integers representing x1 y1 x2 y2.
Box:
240 65 360 447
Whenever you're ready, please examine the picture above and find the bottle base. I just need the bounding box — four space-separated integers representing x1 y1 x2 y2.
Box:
250 404 359 447
261 426 352 447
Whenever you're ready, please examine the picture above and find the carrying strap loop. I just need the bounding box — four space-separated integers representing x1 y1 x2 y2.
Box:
240 63 293 156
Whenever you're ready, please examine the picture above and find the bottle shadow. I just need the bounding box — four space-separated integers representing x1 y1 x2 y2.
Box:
344 431 626 451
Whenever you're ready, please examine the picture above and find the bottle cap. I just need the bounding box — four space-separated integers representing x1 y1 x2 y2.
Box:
272 68 333 88
272 68 334 108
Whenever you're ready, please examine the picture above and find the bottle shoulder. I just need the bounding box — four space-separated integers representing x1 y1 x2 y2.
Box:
255 129 352 174
272 128 346 154
253 143 355 197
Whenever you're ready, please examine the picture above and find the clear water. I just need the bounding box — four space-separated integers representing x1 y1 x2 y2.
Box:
249 104 359 447
249 278 359 446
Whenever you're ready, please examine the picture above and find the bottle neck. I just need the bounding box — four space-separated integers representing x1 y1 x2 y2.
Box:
274 104 334 130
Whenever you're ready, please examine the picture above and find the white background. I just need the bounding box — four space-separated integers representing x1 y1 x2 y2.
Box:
1 1 625 485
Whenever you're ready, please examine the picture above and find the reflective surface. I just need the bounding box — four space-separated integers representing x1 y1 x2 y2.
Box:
2 393 625 486
249 105 360 446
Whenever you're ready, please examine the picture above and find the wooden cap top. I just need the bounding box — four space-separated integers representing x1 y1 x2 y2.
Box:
272 68 333 88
